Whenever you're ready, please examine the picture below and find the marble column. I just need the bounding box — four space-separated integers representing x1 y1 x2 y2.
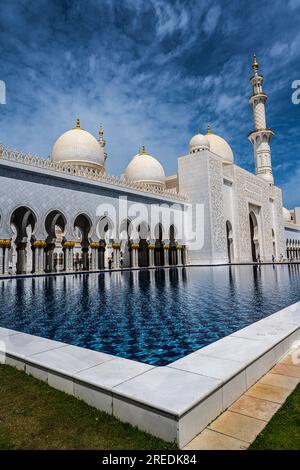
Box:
16 242 27 274
131 242 139 268
148 241 155 267
58 253 63 272
130 240 140 268
4 246 10 275
98 243 105 269
63 242 75 272
0 242 9 275
182 246 187 265
90 242 100 270
0 242 11 275
176 245 183 266
46 243 55 273
0 246 3 274
163 240 170 267
112 241 121 269
82 245 89 271
4 246 10 274
32 241 46 274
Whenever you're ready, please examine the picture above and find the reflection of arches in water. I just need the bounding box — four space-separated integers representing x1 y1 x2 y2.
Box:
138 222 149 267
226 221 234 263
249 211 259 262
169 224 177 266
154 223 164 266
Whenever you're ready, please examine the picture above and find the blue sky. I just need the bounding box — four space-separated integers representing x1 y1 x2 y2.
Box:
0 0 300 207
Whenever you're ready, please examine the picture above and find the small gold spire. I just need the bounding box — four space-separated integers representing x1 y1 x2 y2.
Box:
76 117 81 128
207 123 212 134
99 125 103 138
252 54 259 71
141 145 146 155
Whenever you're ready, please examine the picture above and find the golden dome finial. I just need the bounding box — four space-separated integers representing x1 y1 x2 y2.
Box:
141 145 146 155
207 123 212 134
252 54 259 71
99 125 103 138
76 117 81 129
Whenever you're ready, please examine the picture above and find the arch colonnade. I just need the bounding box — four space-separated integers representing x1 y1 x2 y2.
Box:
286 239 300 261
0 206 187 275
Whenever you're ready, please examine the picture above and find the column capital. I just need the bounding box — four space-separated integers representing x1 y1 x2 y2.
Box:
63 241 76 248
163 240 170 249
0 239 11 248
90 241 100 249
33 240 47 248
112 241 121 249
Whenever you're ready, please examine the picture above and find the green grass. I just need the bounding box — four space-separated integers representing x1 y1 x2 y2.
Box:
250 383 300 450
0 365 177 450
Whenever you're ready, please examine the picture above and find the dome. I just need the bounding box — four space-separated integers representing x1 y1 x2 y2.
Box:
205 125 234 163
189 134 210 153
283 207 291 222
124 146 165 188
51 119 105 172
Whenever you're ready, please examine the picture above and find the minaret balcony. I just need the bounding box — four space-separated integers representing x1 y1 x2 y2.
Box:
249 92 268 104
248 128 275 141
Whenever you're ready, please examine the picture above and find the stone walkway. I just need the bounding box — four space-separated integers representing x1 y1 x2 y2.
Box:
184 352 300 450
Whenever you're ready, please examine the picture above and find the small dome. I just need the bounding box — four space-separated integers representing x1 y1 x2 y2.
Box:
205 126 234 163
283 207 291 222
189 134 210 153
51 120 105 172
124 146 165 188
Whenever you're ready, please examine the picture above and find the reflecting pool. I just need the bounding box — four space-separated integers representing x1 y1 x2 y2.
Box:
0 264 300 365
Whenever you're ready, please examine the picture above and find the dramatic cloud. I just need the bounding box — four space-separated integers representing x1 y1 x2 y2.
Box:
0 0 299 206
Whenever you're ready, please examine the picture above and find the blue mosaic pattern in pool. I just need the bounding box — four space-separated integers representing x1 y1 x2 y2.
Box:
0 265 300 365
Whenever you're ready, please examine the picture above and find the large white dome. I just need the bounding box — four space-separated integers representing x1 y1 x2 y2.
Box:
51 120 105 172
205 127 234 163
283 207 291 222
124 147 165 188
189 134 210 153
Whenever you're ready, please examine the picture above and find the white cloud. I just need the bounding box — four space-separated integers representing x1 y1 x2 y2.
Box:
203 4 221 35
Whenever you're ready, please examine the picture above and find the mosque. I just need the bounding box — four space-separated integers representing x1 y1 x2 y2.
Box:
0 55 299 275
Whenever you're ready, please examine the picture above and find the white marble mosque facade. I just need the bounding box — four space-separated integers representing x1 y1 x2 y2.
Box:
0 55 300 275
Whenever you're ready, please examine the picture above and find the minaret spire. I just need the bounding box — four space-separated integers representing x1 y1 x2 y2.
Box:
98 125 106 148
248 54 274 184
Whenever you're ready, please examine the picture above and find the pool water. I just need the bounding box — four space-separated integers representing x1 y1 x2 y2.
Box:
0 265 300 365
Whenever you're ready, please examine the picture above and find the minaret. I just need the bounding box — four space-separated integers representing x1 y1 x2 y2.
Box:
248 54 274 184
98 125 107 161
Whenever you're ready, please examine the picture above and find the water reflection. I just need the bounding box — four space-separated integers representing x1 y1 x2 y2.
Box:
0 265 299 365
